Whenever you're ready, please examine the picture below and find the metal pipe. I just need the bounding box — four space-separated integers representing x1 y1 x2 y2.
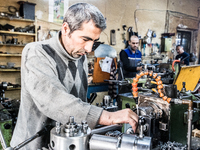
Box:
182 100 193 150
182 100 193 111
172 99 193 150
0 126 7 149
187 109 193 150
191 83 200 93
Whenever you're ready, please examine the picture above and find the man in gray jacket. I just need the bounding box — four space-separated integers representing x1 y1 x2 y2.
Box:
10 3 138 149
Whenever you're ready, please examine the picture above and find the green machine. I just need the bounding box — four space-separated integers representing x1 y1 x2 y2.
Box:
0 103 12 149
118 92 200 147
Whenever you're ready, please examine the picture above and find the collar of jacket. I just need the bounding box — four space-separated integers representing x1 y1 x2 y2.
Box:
128 46 139 54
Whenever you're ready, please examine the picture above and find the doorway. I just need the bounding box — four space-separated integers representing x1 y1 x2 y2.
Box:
176 31 191 54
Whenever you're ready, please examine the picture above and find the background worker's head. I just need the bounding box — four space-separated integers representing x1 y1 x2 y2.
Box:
128 35 139 52
176 45 184 55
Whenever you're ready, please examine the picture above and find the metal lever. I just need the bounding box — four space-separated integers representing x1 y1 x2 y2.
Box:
3 125 53 150
138 117 146 138
88 92 97 104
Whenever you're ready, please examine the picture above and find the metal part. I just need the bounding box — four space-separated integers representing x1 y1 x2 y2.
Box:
138 117 145 138
89 134 118 150
50 117 91 150
159 122 168 131
89 133 152 150
55 122 61 134
181 82 186 93
160 141 187 150
101 95 118 112
50 116 152 150
173 98 183 104
103 95 112 107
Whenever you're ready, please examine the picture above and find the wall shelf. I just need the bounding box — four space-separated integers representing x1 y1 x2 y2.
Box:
7 87 21 91
0 54 21 57
0 69 20 72
0 16 35 22
0 44 25 47
0 30 35 36
0 16 37 100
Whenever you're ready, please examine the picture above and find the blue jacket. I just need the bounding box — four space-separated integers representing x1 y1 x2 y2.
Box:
175 52 190 65
120 46 142 78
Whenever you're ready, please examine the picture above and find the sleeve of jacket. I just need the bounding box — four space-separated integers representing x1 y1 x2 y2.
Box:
120 50 137 72
22 44 103 129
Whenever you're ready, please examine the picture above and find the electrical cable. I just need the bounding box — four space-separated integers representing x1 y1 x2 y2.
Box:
169 10 198 20
169 11 199 21
8 6 18 14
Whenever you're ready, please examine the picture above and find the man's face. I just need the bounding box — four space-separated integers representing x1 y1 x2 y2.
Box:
129 37 139 52
176 46 183 54
62 20 101 58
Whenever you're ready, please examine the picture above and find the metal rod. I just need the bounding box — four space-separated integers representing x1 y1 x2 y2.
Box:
13 134 39 150
91 124 122 135
182 100 193 150
120 68 124 80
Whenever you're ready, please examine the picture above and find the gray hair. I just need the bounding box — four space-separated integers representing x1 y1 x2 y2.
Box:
63 3 106 34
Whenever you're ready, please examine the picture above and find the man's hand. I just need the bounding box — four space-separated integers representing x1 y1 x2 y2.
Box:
98 109 138 132
136 66 143 71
